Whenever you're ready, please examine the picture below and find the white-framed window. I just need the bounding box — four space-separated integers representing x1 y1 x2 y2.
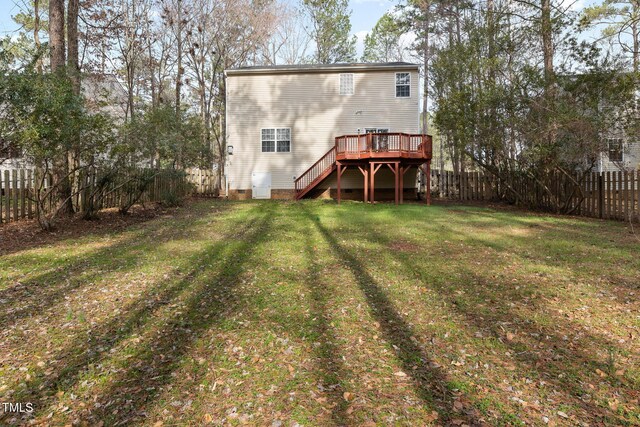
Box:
607 138 623 162
395 72 410 98
261 128 291 153
339 73 354 95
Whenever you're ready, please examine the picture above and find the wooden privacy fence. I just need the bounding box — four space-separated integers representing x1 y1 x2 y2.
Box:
431 169 640 222
0 168 191 224
185 168 219 196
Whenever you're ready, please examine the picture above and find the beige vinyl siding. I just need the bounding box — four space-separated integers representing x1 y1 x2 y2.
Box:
599 141 640 172
226 68 420 191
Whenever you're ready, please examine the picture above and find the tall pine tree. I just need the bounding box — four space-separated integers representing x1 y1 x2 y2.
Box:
361 12 407 62
303 0 356 63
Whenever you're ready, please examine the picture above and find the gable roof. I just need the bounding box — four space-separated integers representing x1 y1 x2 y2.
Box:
225 62 419 76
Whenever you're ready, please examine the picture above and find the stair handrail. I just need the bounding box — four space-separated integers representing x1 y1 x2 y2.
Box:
294 146 336 194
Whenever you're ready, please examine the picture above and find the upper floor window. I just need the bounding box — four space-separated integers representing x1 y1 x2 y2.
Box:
395 72 410 98
607 138 623 162
339 73 353 95
261 128 291 153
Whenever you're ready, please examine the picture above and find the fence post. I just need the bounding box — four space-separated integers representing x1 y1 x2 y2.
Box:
20 169 26 219
598 173 604 219
12 169 18 221
631 170 636 221
0 172 3 223
5 170 11 222
26 169 33 219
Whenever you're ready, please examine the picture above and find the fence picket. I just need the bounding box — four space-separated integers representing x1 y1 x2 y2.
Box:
617 171 622 219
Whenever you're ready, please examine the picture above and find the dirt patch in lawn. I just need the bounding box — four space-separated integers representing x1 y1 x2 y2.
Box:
0 202 174 256
388 239 421 252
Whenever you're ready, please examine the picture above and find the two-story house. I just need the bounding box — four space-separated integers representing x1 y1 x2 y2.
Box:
224 62 432 203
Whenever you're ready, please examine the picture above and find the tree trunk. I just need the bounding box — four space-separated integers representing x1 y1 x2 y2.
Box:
633 2 639 74
49 0 66 71
541 0 554 96
49 0 75 216
175 0 183 115
421 0 429 134
34 0 42 73
541 0 558 193
67 0 80 95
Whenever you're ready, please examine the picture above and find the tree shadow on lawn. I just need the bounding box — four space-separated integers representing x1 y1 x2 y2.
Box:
426 217 640 303
302 206 486 426
4 204 272 426
0 202 238 329
80 210 275 425
425 202 635 247
377 205 640 296
362 226 637 424
302 225 351 425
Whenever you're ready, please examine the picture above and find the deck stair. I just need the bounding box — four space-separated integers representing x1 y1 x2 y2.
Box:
295 147 336 200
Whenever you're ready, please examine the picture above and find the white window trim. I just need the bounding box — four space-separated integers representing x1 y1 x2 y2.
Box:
362 127 390 134
606 137 624 163
339 73 354 96
260 127 292 153
395 72 411 98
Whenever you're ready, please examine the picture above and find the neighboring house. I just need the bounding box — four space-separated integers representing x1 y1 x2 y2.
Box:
598 136 640 173
224 62 432 202
0 74 128 175
81 74 128 121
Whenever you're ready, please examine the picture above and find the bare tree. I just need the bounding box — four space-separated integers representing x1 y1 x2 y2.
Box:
261 4 311 65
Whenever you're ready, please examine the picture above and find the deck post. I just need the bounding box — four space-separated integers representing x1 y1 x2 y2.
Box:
364 168 368 203
370 162 374 203
358 165 369 203
425 160 431 206
394 162 399 205
399 166 404 204
337 161 342 204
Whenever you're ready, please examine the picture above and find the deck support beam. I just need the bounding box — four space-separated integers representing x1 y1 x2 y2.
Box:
384 162 400 205
395 164 399 205
370 163 383 203
357 165 369 203
336 162 348 204
337 162 341 204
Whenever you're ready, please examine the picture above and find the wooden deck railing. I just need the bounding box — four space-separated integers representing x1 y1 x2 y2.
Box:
335 133 431 159
294 146 336 198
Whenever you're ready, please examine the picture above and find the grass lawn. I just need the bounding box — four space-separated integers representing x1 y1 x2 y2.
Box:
1 199 639 426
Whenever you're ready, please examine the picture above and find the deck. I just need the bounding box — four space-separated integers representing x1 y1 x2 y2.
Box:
335 133 432 162
295 133 433 204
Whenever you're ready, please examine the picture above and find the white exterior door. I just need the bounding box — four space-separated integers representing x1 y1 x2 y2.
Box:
252 172 271 199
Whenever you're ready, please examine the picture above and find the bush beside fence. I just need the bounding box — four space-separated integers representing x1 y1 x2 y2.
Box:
431 169 640 222
0 168 195 224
